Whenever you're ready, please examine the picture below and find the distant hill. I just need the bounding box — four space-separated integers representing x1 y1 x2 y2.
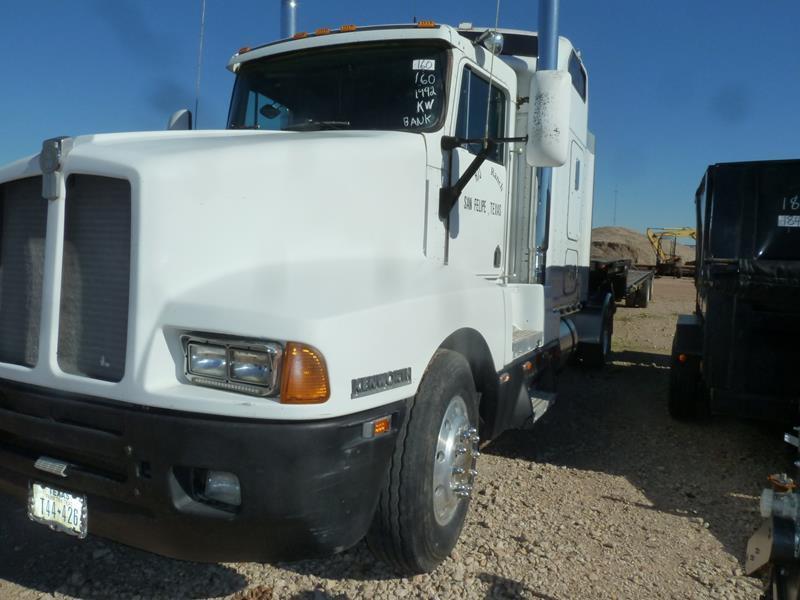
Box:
591 226 695 267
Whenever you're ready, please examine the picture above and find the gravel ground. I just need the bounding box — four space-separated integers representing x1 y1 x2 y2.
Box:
0 278 782 599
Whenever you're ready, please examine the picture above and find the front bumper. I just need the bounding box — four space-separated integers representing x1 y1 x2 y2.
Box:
0 380 405 562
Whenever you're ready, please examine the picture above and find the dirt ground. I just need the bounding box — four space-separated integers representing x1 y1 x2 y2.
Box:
0 278 783 599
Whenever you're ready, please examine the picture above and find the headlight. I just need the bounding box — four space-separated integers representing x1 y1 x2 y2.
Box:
188 343 227 378
230 348 275 386
183 336 282 397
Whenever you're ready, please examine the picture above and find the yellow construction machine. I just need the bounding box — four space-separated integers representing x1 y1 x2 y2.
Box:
646 227 696 277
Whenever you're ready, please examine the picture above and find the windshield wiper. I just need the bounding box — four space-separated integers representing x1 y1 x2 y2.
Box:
283 120 351 131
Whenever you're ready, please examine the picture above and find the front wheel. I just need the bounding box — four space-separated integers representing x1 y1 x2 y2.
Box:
366 350 479 574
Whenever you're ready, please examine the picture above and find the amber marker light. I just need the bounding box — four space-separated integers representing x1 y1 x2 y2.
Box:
280 343 330 404
417 20 437 28
522 360 534 373
373 417 391 436
237 46 252 54
293 31 309 39
315 27 332 35
678 353 688 363
340 24 358 32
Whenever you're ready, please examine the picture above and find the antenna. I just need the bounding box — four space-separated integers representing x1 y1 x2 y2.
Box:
194 0 207 129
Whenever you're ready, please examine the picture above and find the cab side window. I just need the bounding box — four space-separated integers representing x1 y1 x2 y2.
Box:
455 68 507 164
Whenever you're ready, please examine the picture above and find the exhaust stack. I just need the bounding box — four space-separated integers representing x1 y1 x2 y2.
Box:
533 0 560 284
281 0 297 38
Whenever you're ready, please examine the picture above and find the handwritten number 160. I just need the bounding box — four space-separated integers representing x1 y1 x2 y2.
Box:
783 195 800 211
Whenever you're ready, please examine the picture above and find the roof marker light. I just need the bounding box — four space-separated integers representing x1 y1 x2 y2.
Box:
340 24 357 32
293 31 308 39
417 20 437 28
315 27 331 35
237 46 251 54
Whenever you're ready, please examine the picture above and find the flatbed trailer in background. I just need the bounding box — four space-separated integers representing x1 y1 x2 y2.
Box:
590 259 654 308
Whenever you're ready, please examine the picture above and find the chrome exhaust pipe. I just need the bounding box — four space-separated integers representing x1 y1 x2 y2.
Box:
280 0 297 38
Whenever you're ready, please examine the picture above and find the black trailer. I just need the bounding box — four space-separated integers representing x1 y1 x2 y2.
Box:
669 159 800 422
589 259 654 308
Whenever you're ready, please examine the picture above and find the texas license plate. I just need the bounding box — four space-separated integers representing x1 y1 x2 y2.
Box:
28 482 88 538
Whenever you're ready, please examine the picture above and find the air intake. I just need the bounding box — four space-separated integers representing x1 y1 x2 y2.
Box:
58 175 132 382
0 177 47 367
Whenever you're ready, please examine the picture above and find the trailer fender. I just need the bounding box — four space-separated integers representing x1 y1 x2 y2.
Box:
672 314 703 357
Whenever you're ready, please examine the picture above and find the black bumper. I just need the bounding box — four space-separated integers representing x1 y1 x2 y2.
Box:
0 380 406 562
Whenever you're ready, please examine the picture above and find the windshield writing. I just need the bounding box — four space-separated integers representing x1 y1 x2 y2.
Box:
228 43 448 132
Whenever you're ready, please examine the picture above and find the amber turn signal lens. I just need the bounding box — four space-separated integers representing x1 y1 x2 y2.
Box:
280 343 330 404
373 417 391 436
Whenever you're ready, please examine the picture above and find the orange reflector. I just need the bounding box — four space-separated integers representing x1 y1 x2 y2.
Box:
522 361 534 372
499 373 511 384
315 27 331 35
373 417 391 436
280 343 330 404
417 20 436 28
340 24 357 32
293 31 308 39
678 353 688 363
237 46 252 54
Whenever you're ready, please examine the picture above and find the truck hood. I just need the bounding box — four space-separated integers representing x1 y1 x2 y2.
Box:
2 129 429 267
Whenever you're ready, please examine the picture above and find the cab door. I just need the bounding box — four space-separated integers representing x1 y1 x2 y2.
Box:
444 67 511 277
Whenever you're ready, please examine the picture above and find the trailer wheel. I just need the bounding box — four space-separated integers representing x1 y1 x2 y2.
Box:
637 280 651 308
366 350 479 574
668 349 702 420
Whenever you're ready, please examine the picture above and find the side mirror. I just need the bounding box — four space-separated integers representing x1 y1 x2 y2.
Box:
526 70 571 167
167 109 193 131
483 32 504 55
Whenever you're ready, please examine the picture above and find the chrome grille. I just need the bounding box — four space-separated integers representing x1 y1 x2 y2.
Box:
58 175 131 382
0 177 47 367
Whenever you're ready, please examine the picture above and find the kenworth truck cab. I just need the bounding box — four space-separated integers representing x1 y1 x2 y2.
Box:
0 23 609 573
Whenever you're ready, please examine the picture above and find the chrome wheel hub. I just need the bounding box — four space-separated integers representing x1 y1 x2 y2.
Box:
432 395 479 526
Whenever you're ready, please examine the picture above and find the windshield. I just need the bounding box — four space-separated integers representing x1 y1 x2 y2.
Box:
227 42 449 132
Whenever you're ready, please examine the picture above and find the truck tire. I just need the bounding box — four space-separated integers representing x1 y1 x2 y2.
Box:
668 349 702 420
769 565 800 600
366 350 479 574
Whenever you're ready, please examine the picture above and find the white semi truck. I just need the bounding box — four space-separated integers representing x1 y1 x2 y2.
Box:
0 15 612 574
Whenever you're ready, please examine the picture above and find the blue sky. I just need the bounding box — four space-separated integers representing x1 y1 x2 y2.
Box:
1 1 798 232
